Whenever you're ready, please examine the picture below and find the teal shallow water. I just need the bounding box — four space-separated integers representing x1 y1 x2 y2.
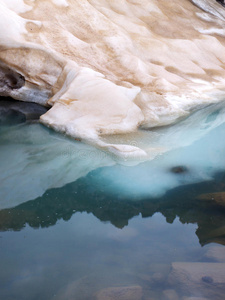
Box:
1 102 225 299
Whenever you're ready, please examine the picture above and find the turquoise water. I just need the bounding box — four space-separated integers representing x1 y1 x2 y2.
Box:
1 103 225 299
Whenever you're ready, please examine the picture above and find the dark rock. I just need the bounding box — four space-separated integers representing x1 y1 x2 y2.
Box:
0 97 48 125
0 62 25 95
216 0 225 8
208 225 225 238
201 276 213 284
0 108 26 125
197 192 225 207
170 166 188 174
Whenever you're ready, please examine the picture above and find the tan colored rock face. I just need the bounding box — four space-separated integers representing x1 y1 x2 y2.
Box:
1 0 225 157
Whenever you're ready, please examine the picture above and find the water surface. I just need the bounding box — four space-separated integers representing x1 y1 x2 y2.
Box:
1 103 225 299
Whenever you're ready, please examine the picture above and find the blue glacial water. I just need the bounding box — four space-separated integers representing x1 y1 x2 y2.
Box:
1 102 225 299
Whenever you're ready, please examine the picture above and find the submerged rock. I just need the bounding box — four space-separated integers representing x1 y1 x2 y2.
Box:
197 192 225 207
0 97 48 125
182 297 209 300
0 107 26 125
168 262 225 299
95 285 143 300
170 166 188 174
162 289 179 300
53 276 101 300
205 225 225 241
204 245 225 262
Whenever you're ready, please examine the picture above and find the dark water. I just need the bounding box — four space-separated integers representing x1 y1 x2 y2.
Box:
1 104 225 300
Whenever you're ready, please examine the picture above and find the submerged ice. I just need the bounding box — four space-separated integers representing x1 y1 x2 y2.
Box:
70 101 225 199
1 101 225 209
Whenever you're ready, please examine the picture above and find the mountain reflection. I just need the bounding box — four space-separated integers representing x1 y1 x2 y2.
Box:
1 101 225 249
1 170 225 247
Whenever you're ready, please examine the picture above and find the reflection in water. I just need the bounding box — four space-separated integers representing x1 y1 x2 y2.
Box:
1 102 225 299
1 186 225 299
1 101 225 209
1 170 225 246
